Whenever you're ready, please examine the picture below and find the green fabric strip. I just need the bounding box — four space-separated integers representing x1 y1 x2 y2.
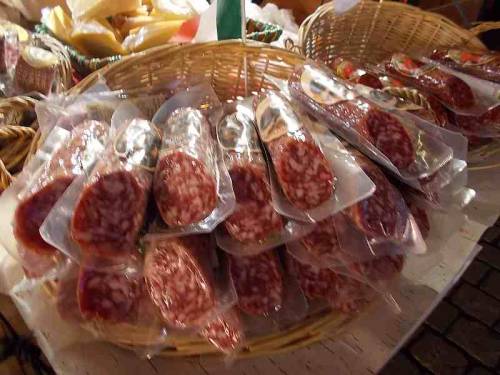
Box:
217 0 242 40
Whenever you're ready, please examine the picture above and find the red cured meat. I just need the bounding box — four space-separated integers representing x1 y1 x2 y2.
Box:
350 254 405 282
289 67 415 170
385 53 474 109
347 155 408 241
224 163 282 242
144 236 215 329
56 263 82 322
255 91 335 210
300 216 341 260
430 49 500 84
407 201 431 239
330 56 383 89
78 265 142 322
154 151 217 227
201 308 245 353
329 274 374 314
14 120 108 255
449 105 500 134
229 251 283 316
291 258 337 301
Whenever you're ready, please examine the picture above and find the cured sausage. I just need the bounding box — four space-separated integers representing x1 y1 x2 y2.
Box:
14 120 108 255
406 201 431 239
78 264 142 322
385 53 474 109
330 56 383 89
71 118 159 259
350 254 405 282
229 251 283 316
291 257 337 301
430 49 500 84
449 105 500 135
289 64 416 170
144 235 216 329
154 108 217 227
329 274 374 314
219 112 283 242
254 91 335 210
300 216 341 261
201 308 245 353
346 153 409 241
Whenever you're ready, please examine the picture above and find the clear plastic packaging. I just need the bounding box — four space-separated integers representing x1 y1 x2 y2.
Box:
147 83 235 237
143 235 237 330
42 115 160 266
285 61 453 181
254 90 376 223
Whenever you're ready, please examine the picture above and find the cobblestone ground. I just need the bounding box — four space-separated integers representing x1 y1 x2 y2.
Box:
381 220 500 375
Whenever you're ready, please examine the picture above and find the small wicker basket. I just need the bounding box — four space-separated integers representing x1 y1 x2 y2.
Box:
298 0 496 66
32 41 356 358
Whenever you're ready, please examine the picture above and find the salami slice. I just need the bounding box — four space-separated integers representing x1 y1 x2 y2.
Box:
144 236 215 329
154 108 217 227
254 91 335 210
229 251 283 316
300 216 340 261
71 119 159 259
430 49 500 84
289 65 416 170
449 105 500 135
350 254 405 282
329 274 374 314
346 153 409 241
330 56 383 89
291 257 337 301
77 264 142 322
14 120 108 255
201 308 245 353
56 263 81 322
385 53 475 109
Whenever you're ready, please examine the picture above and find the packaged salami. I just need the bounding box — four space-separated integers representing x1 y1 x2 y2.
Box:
253 90 376 223
285 61 453 182
201 307 246 354
143 235 237 330
147 83 235 237
430 49 500 84
330 56 383 89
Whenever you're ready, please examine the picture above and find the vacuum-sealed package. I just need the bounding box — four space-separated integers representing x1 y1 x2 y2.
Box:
286 61 453 182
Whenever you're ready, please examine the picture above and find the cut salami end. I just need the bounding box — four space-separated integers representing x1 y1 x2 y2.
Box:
268 131 335 210
154 151 217 227
201 308 244 353
14 176 73 255
300 216 340 260
291 257 337 301
229 251 283 316
78 266 141 322
144 236 215 329
225 163 282 243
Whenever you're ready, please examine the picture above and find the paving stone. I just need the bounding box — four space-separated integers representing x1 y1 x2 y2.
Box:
427 301 459 333
477 244 500 271
467 366 494 375
448 318 500 368
480 270 500 300
463 260 490 285
410 330 468 375
380 352 422 375
480 226 500 245
451 283 500 326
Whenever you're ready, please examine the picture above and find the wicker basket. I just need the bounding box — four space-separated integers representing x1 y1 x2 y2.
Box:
298 0 496 66
31 41 359 358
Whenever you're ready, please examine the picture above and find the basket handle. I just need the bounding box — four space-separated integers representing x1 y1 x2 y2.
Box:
469 22 500 36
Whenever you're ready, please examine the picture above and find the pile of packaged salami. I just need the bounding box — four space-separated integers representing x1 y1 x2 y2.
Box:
3 46 499 356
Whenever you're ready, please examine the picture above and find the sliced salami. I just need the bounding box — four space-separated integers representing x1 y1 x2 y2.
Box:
77 264 142 322
201 308 245 353
254 91 335 210
289 65 416 170
406 201 431 239
300 216 340 261
14 120 108 255
385 53 475 109
449 105 500 134
330 56 383 89
346 153 409 241
328 274 374 314
71 119 159 259
229 251 283 316
350 254 405 282
219 112 283 242
291 257 337 301
144 236 215 329
154 108 217 227
430 49 500 84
